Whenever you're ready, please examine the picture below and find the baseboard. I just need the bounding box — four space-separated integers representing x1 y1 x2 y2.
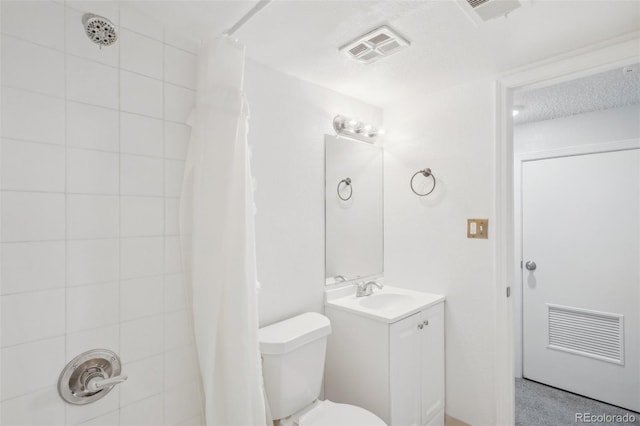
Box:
445 414 471 426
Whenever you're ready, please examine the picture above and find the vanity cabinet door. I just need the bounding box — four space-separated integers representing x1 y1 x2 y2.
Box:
390 311 422 426
420 303 445 425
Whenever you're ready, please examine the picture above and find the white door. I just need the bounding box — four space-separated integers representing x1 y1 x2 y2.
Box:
522 149 640 412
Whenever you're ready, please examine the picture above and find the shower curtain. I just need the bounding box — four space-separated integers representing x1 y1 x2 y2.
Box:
180 36 267 426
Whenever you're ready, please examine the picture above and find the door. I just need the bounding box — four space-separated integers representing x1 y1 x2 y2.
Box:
522 149 640 411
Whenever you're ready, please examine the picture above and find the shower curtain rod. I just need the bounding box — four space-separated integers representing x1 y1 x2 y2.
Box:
223 0 273 36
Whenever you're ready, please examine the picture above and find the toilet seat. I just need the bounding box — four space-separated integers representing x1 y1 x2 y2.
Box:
298 400 386 426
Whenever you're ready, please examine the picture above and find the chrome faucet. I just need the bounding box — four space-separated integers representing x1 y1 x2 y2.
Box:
356 281 383 297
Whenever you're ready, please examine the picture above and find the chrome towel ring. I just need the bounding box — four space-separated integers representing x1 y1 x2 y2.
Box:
337 178 353 201
410 168 436 196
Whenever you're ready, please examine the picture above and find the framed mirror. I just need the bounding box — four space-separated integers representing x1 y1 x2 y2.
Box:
325 135 383 285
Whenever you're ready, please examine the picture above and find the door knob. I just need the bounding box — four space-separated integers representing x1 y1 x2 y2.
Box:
525 261 537 271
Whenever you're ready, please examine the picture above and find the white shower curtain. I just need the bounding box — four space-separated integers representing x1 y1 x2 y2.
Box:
180 36 267 426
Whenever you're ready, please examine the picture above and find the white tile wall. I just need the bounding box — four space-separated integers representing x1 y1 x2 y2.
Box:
67 102 119 151
67 149 119 194
66 282 120 332
0 1 65 49
1 289 65 346
121 113 164 157
1 192 66 242
67 195 119 239
120 237 164 279
1 139 66 192
66 56 119 109
120 29 164 80
121 155 164 196
1 35 65 97
0 1 201 424
120 394 164 426
0 386 66 426
120 276 164 321
1 241 66 294
120 354 164 406
1 87 66 144
120 72 163 118
67 239 119 286
0 337 65 399
121 196 164 237
164 122 191 160
120 315 164 362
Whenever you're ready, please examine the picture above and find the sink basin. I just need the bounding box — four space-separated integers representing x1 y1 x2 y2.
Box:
325 285 445 323
358 293 414 310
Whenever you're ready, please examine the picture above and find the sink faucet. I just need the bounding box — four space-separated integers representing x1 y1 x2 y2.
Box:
356 281 383 297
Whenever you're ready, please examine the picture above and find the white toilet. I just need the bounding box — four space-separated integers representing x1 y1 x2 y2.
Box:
259 312 386 426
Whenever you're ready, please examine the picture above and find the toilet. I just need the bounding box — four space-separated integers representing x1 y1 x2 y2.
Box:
259 312 386 426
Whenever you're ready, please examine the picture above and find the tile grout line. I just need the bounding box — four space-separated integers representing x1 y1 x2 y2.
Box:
161 24 168 425
62 3 69 423
117 4 123 422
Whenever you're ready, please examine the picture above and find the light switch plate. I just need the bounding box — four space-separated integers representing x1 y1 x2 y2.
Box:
467 218 488 239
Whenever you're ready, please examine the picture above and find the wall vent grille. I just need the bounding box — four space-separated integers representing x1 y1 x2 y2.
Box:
455 0 521 23
466 0 491 8
547 304 624 365
340 25 410 64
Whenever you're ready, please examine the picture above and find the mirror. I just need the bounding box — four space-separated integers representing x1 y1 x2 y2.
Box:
325 135 383 285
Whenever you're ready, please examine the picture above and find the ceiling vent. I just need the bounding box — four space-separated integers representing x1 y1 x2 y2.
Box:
456 0 521 24
340 25 410 64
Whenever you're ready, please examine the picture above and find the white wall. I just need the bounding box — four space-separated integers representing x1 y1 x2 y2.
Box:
383 79 497 425
243 60 382 327
515 104 640 154
0 2 201 424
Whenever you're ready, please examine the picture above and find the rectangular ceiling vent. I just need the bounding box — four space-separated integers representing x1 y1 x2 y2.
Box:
455 0 521 24
340 25 410 64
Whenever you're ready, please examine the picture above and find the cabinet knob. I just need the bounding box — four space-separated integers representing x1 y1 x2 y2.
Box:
423 320 429 326
418 323 424 330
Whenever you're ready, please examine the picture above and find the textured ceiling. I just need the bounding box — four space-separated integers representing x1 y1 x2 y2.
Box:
127 0 640 107
514 64 640 124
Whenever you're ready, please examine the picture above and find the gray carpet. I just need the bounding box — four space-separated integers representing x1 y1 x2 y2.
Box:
515 378 640 426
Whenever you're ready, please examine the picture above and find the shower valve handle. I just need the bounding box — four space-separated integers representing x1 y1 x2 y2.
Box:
86 374 128 392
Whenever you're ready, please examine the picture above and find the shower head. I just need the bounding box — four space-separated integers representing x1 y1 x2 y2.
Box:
82 13 117 47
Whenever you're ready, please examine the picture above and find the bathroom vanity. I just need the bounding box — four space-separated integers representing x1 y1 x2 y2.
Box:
324 286 445 426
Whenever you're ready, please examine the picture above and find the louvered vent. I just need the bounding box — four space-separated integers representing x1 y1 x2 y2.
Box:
455 0 521 23
547 304 624 365
340 25 410 64
466 0 491 8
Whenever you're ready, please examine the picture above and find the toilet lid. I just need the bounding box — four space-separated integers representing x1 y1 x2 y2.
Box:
298 400 386 426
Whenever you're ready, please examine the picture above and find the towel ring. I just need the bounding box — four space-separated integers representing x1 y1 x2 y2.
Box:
337 178 352 201
410 168 436 196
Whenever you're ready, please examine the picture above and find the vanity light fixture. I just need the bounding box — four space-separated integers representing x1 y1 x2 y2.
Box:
333 115 382 143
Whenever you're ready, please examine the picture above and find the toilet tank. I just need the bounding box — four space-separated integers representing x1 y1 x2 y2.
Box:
259 312 332 420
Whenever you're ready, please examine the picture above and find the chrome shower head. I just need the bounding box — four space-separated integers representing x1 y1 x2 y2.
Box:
82 13 117 47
